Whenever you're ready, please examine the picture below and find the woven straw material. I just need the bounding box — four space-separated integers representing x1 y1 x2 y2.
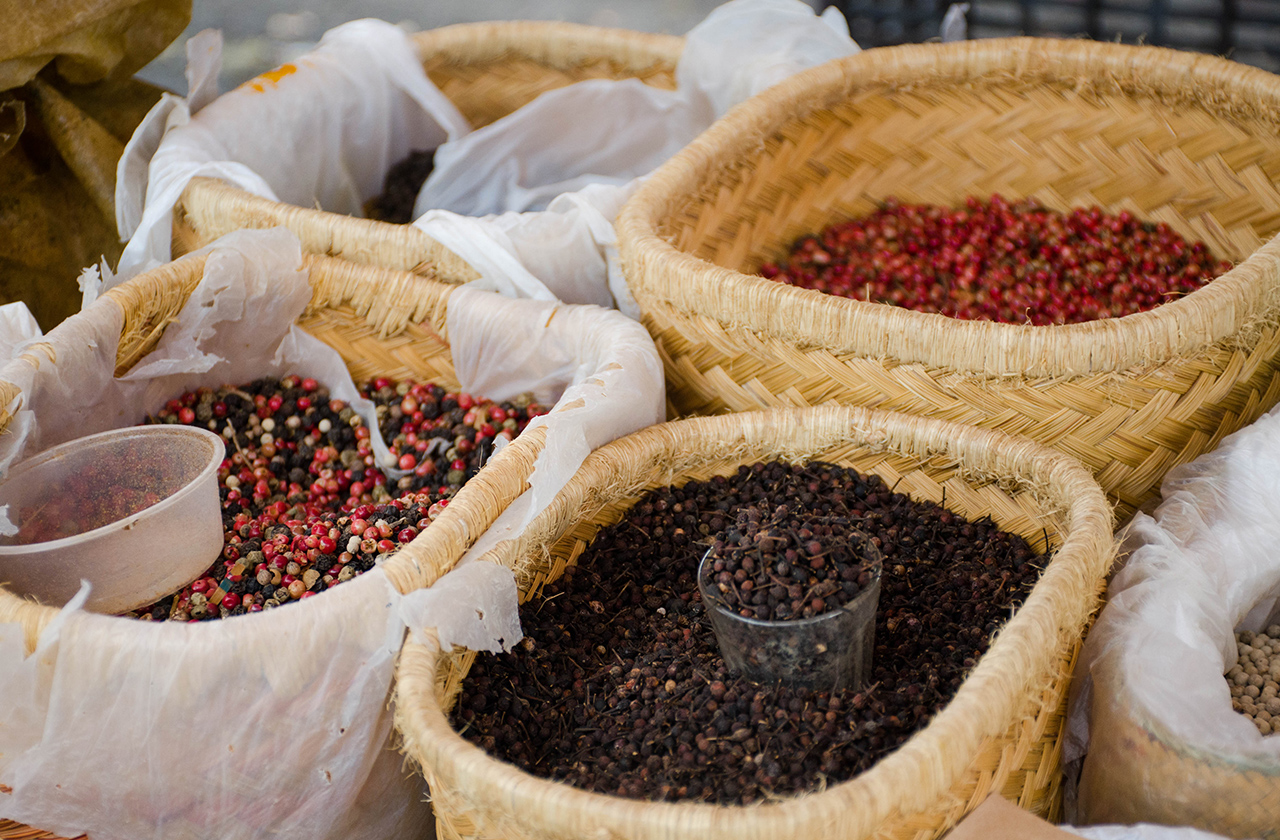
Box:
0 252 548 840
1079 666 1280 838
616 37 1280 518
171 21 683 275
394 406 1117 840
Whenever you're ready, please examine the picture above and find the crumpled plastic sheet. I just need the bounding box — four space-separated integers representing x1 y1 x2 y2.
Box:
412 0 861 313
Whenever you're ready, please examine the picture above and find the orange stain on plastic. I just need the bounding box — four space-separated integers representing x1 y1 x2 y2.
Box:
246 63 299 93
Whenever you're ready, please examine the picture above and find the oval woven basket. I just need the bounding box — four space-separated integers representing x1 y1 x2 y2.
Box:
0 252 552 840
615 37 1280 518
171 20 684 276
394 405 1117 840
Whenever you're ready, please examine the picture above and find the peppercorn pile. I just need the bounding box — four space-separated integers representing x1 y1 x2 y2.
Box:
701 506 880 621
453 461 1043 805
364 149 436 224
124 375 544 621
1228 627 1280 735
759 195 1232 325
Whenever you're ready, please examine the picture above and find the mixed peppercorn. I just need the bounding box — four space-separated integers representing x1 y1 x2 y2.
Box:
760 195 1231 325
124 374 543 621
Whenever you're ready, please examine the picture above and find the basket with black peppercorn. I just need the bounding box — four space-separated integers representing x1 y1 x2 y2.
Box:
395 405 1116 840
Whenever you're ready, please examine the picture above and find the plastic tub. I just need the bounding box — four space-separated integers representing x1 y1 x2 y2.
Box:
0 425 224 614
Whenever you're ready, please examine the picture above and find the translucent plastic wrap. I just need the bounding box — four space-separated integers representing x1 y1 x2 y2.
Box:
0 229 665 839
1066 403 1280 837
109 18 469 283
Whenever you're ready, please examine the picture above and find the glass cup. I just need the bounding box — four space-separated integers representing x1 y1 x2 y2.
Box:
698 531 882 692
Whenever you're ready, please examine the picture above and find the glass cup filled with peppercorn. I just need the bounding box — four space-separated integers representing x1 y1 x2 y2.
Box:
697 508 882 692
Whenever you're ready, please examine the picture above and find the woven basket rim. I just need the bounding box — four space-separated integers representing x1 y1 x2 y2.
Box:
410 19 684 73
0 250 537 651
396 405 1117 838
616 37 1280 379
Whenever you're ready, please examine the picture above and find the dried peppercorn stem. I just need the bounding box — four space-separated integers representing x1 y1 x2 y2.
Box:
384 423 549 595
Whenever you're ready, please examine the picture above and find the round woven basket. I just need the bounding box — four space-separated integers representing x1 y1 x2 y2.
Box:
394 406 1116 840
0 252 552 840
171 20 684 276
615 37 1280 518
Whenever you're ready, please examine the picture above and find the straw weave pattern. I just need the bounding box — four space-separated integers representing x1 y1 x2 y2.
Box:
172 21 683 276
393 406 1117 840
616 38 1280 518
0 254 545 840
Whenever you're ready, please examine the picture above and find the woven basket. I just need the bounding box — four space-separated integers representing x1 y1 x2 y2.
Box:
394 406 1116 840
616 37 1280 518
0 251 553 840
170 20 684 276
1079 660 1280 840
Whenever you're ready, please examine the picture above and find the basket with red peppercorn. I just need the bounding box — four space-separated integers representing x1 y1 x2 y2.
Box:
617 37 1280 517
0 233 663 840
170 21 683 278
394 405 1116 840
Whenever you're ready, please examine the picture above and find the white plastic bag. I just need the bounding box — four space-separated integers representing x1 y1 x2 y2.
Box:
1064 401 1280 831
108 18 469 286
415 0 856 216
0 302 42 362
1065 826 1246 840
411 0 861 312
0 228 664 839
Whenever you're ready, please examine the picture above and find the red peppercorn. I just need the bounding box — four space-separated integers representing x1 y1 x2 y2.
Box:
759 195 1229 325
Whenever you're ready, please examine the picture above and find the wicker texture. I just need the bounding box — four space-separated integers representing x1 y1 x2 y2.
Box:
615 37 1280 517
394 406 1117 840
171 21 684 275
0 252 549 840
1079 661 1280 838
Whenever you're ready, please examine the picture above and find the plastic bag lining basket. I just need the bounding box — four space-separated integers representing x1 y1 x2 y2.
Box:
393 405 1116 840
0 251 549 840
171 20 684 278
615 37 1280 519
1079 626 1280 837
